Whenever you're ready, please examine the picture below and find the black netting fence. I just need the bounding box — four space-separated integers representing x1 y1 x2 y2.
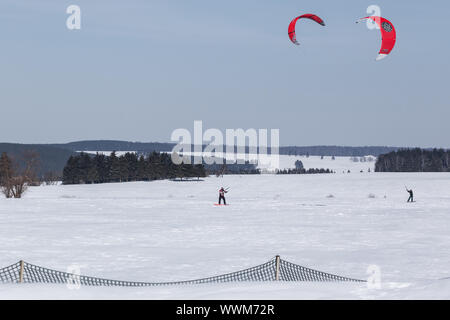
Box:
0 262 21 283
0 256 364 286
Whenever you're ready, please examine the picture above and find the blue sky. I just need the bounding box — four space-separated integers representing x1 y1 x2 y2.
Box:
0 0 449 147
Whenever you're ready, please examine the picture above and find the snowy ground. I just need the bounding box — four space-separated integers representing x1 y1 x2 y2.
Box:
1 172 450 299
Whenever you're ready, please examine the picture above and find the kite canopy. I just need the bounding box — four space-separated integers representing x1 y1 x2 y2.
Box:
288 14 325 45
357 16 396 61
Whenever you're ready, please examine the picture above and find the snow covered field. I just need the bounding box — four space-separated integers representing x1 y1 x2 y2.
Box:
1 172 450 299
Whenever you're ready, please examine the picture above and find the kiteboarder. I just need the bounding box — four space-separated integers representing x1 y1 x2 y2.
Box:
218 187 228 205
406 187 414 203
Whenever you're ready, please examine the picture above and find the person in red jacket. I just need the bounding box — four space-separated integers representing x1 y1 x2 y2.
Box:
218 187 228 205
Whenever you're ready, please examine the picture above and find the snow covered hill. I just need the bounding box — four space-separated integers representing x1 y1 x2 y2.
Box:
1 173 449 299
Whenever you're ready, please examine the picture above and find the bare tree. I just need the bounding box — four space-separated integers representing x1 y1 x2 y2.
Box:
0 152 13 198
0 151 41 198
9 176 29 198
22 150 40 186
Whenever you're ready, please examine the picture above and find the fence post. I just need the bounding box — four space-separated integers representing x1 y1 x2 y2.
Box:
275 255 280 281
19 260 24 283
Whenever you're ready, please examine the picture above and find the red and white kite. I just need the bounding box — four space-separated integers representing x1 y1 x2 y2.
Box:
357 16 396 61
288 14 325 45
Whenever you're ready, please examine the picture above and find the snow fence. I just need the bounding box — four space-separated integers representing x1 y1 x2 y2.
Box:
0 256 364 286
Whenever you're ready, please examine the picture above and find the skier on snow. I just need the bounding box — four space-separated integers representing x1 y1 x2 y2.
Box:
406 187 414 202
218 187 228 205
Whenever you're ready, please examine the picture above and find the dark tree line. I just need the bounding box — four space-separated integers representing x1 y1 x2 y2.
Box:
49 140 401 157
375 148 450 172
203 161 260 176
280 146 398 157
62 152 206 185
277 168 333 174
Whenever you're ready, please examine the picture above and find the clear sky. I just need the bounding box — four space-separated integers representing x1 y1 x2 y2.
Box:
0 0 449 147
